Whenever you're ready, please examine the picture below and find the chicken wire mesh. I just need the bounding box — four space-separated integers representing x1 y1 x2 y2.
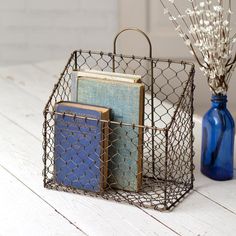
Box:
43 49 195 211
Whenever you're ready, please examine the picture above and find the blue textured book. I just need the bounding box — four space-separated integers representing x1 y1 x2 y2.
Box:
54 102 110 192
72 71 145 192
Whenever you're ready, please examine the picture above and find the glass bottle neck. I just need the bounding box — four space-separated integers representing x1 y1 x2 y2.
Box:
211 95 227 109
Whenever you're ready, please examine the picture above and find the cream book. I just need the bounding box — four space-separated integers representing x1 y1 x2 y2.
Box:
83 69 142 82
71 70 141 101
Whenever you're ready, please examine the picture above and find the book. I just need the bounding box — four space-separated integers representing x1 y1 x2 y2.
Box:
54 101 110 192
70 70 141 101
82 69 142 82
71 70 145 192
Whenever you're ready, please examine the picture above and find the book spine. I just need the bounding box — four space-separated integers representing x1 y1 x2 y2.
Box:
70 72 78 101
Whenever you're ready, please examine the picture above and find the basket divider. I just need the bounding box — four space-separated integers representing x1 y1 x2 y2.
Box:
112 27 156 176
74 51 78 71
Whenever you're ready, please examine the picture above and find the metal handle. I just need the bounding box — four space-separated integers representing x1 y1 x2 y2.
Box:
113 28 153 58
112 28 156 177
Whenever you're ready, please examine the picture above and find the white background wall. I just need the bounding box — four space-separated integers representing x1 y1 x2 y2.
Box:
0 0 118 66
118 0 236 117
0 0 235 115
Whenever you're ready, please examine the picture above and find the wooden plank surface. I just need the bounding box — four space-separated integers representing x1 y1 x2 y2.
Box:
193 117 236 214
142 121 236 235
0 61 236 236
0 107 176 236
0 165 85 236
0 66 176 236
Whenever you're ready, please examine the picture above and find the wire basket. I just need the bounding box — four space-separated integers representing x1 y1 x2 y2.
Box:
43 29 195 211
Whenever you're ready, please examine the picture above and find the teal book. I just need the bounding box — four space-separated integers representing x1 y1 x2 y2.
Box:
72 71 145 192
54 101 110 192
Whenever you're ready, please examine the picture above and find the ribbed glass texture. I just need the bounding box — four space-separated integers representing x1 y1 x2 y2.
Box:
201 95 235 180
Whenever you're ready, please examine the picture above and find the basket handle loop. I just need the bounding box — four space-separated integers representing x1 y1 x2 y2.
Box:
113 28 155 176
113 28 153 58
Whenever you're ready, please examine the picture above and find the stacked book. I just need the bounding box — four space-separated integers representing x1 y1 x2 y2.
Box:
54 70 145 192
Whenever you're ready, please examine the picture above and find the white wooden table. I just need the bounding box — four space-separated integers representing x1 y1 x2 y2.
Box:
0 60 235 236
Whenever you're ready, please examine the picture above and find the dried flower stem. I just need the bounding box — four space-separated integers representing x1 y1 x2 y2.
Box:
160 0 236 95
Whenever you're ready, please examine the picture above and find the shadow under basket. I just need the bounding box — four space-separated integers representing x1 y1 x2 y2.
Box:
43 49 195 211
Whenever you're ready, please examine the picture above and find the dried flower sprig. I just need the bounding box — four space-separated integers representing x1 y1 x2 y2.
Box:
160 0 236 94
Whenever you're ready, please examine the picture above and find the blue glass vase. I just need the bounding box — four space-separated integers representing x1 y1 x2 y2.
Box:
201 95 235 180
